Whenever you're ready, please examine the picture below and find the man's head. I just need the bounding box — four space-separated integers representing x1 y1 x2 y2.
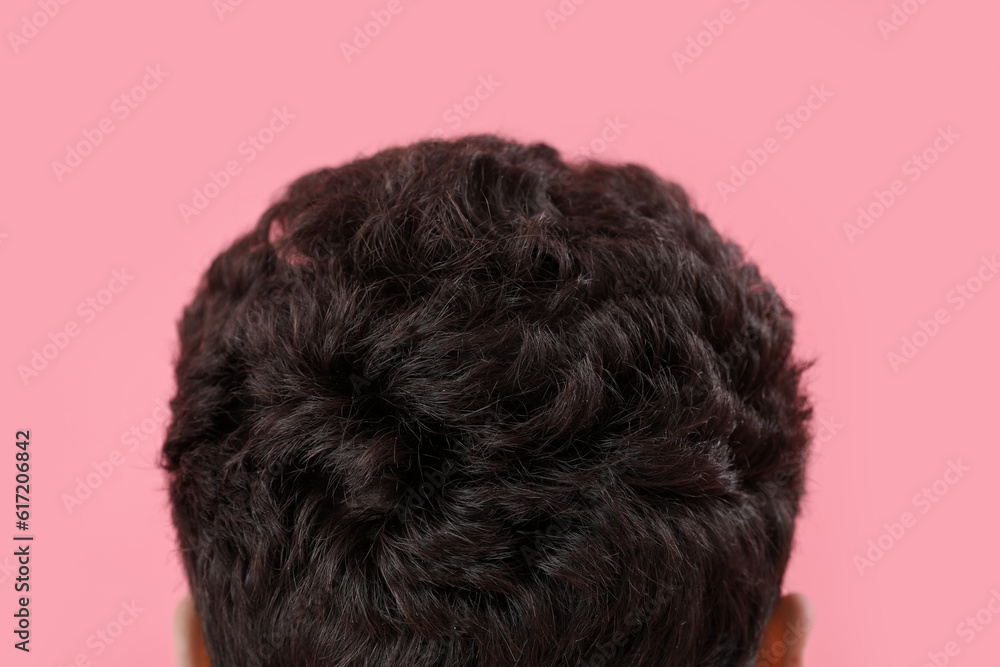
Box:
161 134 816 666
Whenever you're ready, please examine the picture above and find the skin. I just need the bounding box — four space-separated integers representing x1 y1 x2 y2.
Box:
173 592 814 666
755 593 815 667
172 594 211 667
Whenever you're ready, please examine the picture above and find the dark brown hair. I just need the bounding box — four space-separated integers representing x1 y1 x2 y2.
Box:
161 133 814 666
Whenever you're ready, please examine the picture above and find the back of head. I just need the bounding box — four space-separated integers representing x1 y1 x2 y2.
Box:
161 134 814 666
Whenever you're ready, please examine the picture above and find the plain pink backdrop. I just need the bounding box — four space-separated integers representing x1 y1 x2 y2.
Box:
2 0 999 665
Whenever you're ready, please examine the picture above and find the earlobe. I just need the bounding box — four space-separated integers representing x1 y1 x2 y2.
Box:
173 593 212 667
754 592 814 667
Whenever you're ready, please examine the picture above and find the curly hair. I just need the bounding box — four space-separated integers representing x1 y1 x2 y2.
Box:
160 133 815 667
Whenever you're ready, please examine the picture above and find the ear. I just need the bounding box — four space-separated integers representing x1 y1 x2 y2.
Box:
173 593 212 667
754 592 814 667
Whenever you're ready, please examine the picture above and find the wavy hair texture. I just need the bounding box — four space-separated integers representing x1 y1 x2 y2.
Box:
160 133 815 667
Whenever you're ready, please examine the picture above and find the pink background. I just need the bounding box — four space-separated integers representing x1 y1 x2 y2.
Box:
2 1 999 665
